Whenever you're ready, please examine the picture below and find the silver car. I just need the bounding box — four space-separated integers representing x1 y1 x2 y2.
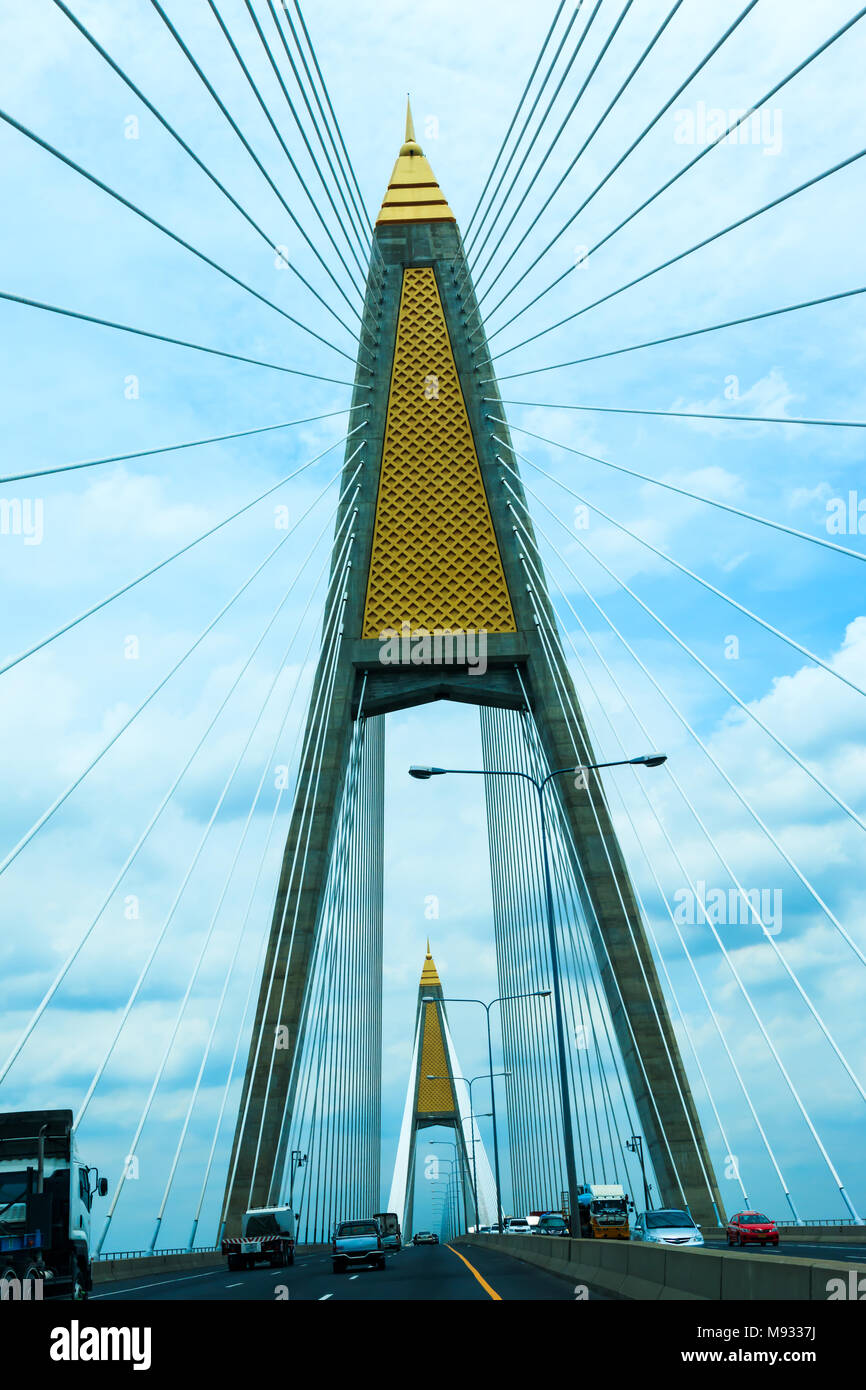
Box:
632 1209 704 1247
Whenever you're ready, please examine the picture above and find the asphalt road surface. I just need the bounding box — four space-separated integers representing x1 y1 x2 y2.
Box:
91 1240 610 1302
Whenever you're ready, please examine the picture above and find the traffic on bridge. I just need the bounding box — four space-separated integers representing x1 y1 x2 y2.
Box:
1 0 864 1373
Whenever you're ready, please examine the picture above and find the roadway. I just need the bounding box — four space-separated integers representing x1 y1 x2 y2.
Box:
91 1240 612 1301
87 1236 864 1304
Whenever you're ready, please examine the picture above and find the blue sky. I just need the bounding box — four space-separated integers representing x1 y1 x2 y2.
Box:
0 0 864 1247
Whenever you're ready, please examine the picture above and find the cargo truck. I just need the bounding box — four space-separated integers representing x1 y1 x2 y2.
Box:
221 1205 296 1270
576 1183 632 1239
0 1108 107 1300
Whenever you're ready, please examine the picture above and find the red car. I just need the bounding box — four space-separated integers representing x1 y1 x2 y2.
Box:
726 1211 779 1247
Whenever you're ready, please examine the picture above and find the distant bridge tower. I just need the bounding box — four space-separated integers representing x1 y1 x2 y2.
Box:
388 945 498 1235
221 101 724 1236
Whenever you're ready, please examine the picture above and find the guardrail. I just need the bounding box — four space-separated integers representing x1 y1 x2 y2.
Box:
776 1220 857 1228
92 1243 329 1286
94 1247 220 1261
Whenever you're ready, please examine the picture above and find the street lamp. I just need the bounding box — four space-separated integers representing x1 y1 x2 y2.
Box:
426 1071 510 1232
464 1114 493 1231
421 991 549 1234
429 1141 466 1233
410 752 667 1233
428 1154 460 1239
430 1193 453 1242
409 756 666 780
288 1150 307 1211
626 1134 651 1211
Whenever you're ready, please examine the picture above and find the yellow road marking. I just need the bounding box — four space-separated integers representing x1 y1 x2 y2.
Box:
446 1244 502 1301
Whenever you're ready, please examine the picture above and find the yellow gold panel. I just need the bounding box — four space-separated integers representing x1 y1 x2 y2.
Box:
416 1003 456 1115
420 942 441 988
375 107 455 225
362 268 516 636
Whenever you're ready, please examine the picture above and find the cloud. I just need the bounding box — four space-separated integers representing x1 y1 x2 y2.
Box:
2 0 866 1244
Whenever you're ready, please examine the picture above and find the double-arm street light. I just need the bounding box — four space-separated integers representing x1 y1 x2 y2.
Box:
429 1141 467 1233
287 1149 307 1211
420 989 550 1234
626 1133 651 1211
428 1152 460 1239
410 752 667 1233
426 1071 510 1231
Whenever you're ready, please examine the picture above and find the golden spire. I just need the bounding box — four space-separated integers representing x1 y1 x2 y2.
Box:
420 942 441 988
376 97 455 226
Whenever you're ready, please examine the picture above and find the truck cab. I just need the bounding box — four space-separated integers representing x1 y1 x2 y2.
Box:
0 1109 107 1299
576 1183 632 1240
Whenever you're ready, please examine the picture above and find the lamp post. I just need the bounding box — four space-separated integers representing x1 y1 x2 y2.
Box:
431 1190 453 1242
429 1155 459 1239
426 1071 509 1231
429 1141 466 1233
626 1134 651 1211
287 1149 307 1211
421 989 550 1234
464 1114 492 1230
410 752 667 1234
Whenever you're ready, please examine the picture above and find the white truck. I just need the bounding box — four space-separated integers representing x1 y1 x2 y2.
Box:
221 1205 296 1271
576 1183 632 1240
0 1108 107 1300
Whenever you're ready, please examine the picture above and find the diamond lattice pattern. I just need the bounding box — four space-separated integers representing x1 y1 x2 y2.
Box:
416 1003 456 1116
362 267 516 637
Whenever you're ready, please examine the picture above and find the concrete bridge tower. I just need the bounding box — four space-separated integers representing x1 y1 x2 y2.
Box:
221 102 724 1236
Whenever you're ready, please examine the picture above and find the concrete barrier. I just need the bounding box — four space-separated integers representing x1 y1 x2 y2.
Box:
459 1234 862 1301
93 1252 223 1285
93 1243 328 1285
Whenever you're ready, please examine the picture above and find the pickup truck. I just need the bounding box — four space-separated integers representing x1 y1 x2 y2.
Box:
332 1219 385 1273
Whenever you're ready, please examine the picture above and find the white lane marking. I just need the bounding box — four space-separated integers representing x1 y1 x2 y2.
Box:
225 1282 242 1288
92 1268 225 1298
349 1275 358 1280
319 1292 333 1300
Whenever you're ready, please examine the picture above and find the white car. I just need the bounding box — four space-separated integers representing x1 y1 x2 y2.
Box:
632 1209 704 1247
503 1217 532 1235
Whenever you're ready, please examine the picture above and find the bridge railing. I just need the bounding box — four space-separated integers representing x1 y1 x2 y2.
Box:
93 1247 220 1261
775 1219 857 1228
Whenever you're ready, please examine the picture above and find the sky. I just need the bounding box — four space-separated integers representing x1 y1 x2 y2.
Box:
0 0 864 1248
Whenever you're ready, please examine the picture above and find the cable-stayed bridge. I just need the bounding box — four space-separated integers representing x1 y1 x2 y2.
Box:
1 0 865 1307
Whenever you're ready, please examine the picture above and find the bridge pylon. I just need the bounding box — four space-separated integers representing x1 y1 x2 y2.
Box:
388 945 497 1236
221 101 724 1237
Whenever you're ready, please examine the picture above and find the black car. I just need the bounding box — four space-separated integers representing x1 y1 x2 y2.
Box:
532 1213 569 1237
